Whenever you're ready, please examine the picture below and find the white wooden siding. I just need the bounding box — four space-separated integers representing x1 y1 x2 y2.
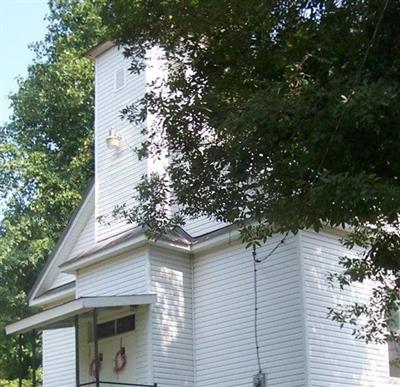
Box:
77 249 148 297
135 305 152 384
193 234 305 387
70 212 95 258
301 230 400 386
49 272 75 290
42 328 75 387
150 246 194 386
95 45 147 241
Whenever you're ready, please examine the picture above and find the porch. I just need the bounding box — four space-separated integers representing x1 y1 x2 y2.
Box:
6 295 156 387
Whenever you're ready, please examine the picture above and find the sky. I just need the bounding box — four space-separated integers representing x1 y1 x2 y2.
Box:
0 0 49 125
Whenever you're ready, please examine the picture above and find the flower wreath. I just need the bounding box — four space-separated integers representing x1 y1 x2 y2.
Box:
89 357 102 381
113 347 127 374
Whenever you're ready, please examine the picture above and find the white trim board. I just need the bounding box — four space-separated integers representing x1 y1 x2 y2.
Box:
6 294 156 335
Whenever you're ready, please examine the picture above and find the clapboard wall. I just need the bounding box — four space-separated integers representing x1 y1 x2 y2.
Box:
193 234 306 387
150 246 194 386
301 230 400 386
76 248 148 297
70 211 95 258
94 45 147 241
42 328 76 387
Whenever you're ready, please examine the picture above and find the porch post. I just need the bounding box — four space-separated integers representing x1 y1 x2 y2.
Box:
31 330 36 387
18 334 22 387
93 308 100 387
75 315 80 387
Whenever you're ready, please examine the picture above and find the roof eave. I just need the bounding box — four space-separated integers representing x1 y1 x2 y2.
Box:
28 179 95 303
6 294 156 335
85 40 116 60
29 281 75 308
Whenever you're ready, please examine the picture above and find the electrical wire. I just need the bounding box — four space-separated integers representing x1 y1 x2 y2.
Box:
254 233 289 263
252 233 288 375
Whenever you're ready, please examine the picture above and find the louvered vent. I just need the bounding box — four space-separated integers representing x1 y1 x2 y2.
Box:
115 67 125 90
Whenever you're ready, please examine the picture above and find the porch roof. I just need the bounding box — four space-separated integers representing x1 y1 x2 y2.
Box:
5 294 156 335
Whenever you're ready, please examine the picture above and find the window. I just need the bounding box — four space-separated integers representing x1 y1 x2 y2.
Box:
97 320 115 340
117 314 135 334
94 314 135 341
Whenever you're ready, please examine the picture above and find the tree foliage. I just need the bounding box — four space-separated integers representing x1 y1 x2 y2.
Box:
102 0 400 342
0 0 105 379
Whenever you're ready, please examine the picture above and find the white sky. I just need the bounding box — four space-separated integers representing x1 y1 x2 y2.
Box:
0 0 48 124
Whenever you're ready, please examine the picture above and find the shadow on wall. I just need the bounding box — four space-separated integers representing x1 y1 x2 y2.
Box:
157 266 185 350
151 252 193 386
302 230 390 385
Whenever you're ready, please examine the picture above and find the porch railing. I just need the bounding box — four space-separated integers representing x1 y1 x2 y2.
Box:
79 382 157 387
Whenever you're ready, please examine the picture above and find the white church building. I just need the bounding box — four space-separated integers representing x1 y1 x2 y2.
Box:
5 41 400 387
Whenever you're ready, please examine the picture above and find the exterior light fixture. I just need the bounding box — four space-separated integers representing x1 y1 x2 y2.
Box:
105 128 122 149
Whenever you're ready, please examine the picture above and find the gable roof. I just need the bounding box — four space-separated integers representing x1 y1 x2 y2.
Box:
28 179 95 305
29 173 236 304
59 225 192 273
85 40 115 60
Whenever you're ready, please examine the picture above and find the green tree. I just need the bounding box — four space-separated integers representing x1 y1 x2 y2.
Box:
0 0 105 380
102 0 400 343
